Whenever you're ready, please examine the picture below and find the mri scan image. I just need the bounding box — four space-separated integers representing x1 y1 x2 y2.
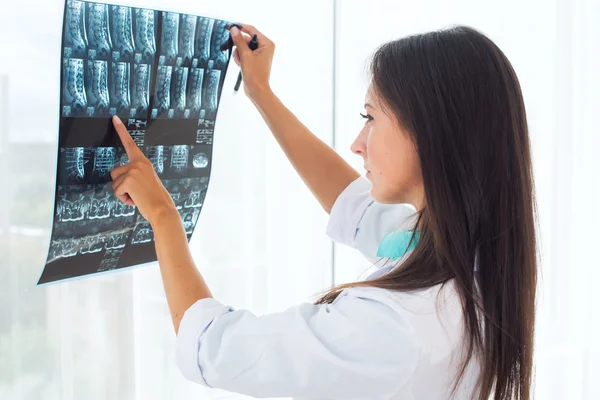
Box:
210 20 230 70
151 65 172 118
134 9 157 64
91 147 117 183
50 234 83 259
185 177 208 208
176 14 198 67
163 177 207 210
85 60 110 117
80 232 106 255
171 67 189 117
187 67 204 118
147 145 166 174
110 5 135 63
48 236 80 260
110 61 131 116
179 208 200 235
170 145 189 175
46 0 233 284
60 1 229 122
61 2 160 119
178 15 197 67
152 65 209 119
87 186 114 220
55 185 134 225
201 69 220 120
64 0 88 59
49 214 135 262
98 249 124 271
63 58 88 117
56 185 89 223
184 188 205 208
192 152 208 169
159 12 179 66
131 63 151 118
187 145 211 177
90 147 127 183
104 229 130 250
58 147 91 185
146 145 198 177
149 13 229 119
86 3 112 60
193 17 214 69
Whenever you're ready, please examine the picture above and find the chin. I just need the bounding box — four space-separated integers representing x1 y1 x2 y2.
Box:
370 184 409 205
370 187 395 204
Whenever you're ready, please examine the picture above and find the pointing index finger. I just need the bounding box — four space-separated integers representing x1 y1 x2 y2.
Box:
113 116 143 160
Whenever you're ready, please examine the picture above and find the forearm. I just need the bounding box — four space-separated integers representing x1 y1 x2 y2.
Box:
151 207 212 334
251 90 360 214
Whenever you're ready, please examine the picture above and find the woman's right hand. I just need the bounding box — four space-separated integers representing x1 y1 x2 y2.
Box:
226 24 359 215
229 24 275 100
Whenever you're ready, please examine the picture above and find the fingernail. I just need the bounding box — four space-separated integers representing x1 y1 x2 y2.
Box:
226 22 243 30
113 115 122 125
220 39 231 51
230 26 240 36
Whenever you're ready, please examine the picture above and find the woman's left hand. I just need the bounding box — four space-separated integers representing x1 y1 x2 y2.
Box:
110 115 176 226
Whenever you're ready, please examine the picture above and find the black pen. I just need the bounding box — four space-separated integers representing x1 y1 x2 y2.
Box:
234 34 258 92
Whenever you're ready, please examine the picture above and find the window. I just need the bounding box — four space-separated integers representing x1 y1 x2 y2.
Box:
0 1 333 399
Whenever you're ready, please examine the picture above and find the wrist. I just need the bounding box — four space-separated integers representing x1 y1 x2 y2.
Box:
149 205 179 230
249 85 275 107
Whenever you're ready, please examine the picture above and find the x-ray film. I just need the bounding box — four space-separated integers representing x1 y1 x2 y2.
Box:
40 0 233 284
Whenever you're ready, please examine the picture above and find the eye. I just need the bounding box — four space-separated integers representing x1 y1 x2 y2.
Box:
360 112 373 124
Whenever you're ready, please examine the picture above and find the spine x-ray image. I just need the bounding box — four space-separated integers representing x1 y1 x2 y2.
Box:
145 144 211 179
110 61 131 116
86 3 112 60
61 1 159 119
151 12 229 120
134 9 157 64
41 0 233 285
110 6 135 63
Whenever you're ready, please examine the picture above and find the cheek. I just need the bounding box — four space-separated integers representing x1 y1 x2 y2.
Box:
370 132 422 201
366 128 390 167
368 129 405 176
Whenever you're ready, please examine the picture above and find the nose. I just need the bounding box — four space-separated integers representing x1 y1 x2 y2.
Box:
351 126 368 157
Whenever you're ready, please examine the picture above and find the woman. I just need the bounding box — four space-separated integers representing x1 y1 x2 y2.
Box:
109 24 537 399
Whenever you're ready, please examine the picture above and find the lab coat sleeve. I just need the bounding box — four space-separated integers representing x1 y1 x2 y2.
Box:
326 176 419 263
176 287 421 399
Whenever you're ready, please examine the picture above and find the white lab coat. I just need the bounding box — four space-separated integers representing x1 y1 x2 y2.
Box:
176 176 481 399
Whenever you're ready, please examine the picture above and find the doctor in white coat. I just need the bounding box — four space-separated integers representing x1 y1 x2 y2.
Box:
109 23 538 400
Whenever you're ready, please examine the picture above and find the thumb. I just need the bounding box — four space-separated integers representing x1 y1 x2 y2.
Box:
230 27 250 58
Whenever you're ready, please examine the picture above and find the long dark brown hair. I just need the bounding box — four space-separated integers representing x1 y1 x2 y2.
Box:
317 26 538 400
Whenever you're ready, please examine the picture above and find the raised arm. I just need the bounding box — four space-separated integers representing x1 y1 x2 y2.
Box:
230 25 359 213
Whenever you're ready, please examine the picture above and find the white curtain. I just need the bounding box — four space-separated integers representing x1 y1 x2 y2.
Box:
1 0 598 399
0 1 332 399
